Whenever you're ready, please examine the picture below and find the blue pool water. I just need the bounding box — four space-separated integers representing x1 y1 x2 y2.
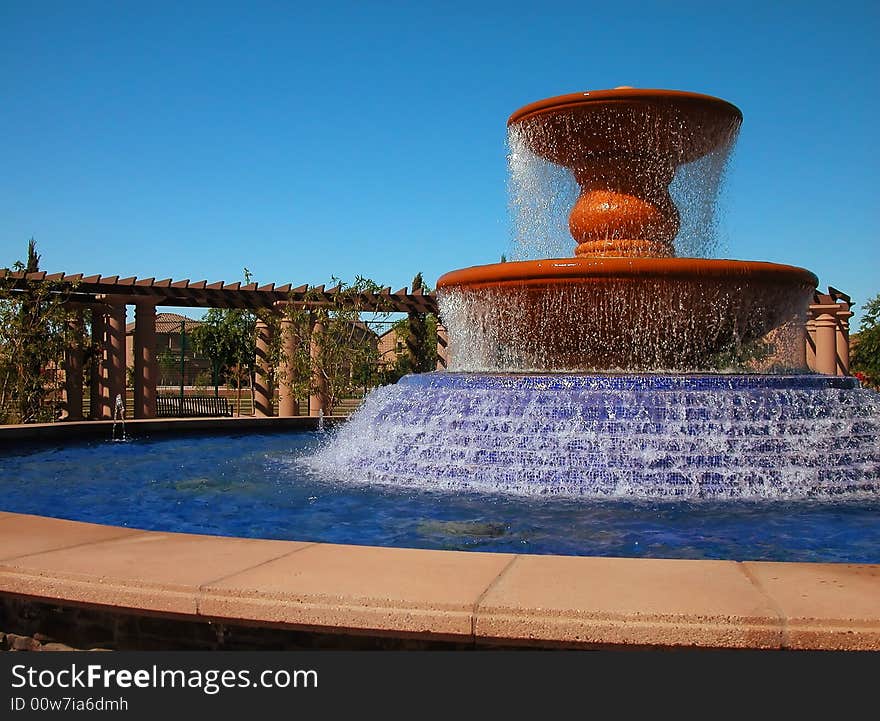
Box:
1 430 879 563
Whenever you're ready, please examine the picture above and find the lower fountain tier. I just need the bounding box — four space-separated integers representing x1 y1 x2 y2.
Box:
436 258 817 372
306 373 880 499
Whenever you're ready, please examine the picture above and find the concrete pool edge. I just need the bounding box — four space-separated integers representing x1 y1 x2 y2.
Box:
0 512 878 651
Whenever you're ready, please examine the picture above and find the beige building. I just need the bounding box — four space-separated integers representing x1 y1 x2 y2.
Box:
377 326 403 371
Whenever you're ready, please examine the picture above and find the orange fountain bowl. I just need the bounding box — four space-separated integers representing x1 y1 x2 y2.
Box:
436 258 817 372
508 88 742 167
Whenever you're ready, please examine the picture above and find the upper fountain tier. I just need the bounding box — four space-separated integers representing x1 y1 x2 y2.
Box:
507 87 742 258
437 88 815 372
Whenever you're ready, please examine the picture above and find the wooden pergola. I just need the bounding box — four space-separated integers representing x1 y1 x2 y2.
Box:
1 270 444 421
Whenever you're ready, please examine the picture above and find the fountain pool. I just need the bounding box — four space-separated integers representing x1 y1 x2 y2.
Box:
0 429 878 563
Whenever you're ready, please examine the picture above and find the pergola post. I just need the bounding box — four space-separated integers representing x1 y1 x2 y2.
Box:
309 312 329 417
278 315 299 417
835 308 853 376
105 299 127 418
62 307 85 421
89 308 106 419
805 317 816 372
435 322 449 371
253 318 273 417
134 301 158 418
812 305 839 376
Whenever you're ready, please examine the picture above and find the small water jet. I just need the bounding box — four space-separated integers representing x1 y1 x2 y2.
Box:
308 87 880 499
111 393 127 442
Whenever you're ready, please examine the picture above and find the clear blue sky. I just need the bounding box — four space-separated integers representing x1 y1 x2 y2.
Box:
2 0 877 326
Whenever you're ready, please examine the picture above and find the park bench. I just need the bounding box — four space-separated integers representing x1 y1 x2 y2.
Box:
156 395 233 418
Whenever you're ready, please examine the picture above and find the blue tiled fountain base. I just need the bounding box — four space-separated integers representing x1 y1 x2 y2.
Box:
307 373 880 499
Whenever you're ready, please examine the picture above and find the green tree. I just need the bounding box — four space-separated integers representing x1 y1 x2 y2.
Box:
851 292 880 389
384 272 437 381
275 275 391 414
21 238 40 273
312 275 387 411
190 307 256 414
404 272 433 373
0 239 80 423
157 348 179 387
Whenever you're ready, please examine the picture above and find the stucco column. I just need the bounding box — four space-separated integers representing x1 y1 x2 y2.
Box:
278 315 299 417
89 308 107 419
105 300 127 418
253 318 273 417
436 322 449 371
805 317 816 372
812 306 839 376
309 313 329 417
134 301 158 418
835 309 853 376
62 308 85 421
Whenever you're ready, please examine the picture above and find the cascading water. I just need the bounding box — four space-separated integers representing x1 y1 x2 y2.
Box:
507 116 738 261
438 272 812 373
304 87 880 500
307 374 880 499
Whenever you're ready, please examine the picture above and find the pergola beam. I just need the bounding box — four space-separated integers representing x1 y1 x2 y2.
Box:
0 269 438 314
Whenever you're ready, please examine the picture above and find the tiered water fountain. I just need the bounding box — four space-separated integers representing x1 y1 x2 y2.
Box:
310 88 880 498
